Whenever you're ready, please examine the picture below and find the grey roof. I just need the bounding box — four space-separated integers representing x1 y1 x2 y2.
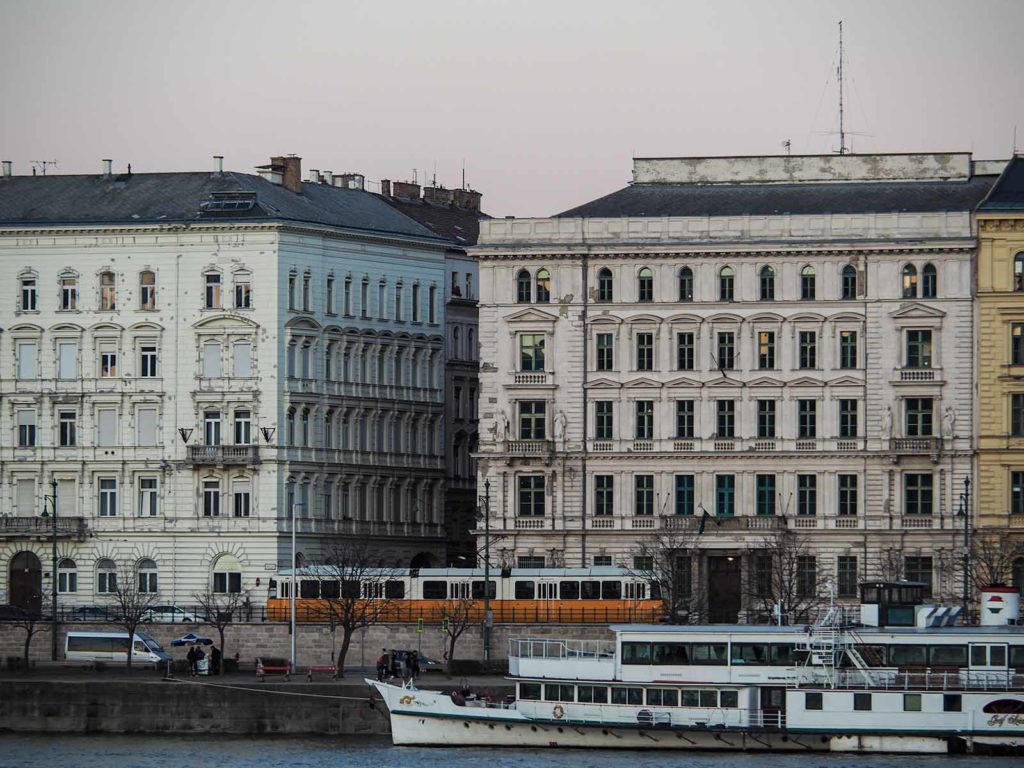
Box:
557 176 999 218
979 156 1024 211
0 171 441 240
379 195 488 247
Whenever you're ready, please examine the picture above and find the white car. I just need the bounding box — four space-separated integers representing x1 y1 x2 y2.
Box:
141 605 206 623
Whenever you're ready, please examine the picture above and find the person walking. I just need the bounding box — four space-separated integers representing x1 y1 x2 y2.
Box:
187 646 197 677
376 648 388 682
410 651 420 680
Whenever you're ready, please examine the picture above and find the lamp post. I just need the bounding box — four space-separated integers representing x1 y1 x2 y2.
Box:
290 500 303 675
482 479 492 663
42 478 58 660
958 476 971 621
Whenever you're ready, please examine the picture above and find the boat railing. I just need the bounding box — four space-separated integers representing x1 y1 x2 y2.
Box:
508 638 616 660
811 669 1024 692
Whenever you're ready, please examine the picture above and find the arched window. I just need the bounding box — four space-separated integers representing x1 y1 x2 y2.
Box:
57 558 77 594
902 264 918 298
285 340 296 378
300 408 310 446
536 268 551 303
467 328 475 360
212 553 242 594
99 271 117 311
597 268 613 302
1015 254 1024 293
96 558 117 594
137 558 158 594
638 267 654 302
759 266 775 301
922 263 937 299
139 271 156 310
678 267 694 301
719 266 735 302
516 269 532 303
800 266 816 301
452 326 461 360
841 264 857 300
286 408 296 445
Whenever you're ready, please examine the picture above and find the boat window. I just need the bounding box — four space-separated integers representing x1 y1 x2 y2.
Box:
598 581 620 599
700 690 716 707
321 580 340 599
514 581 535 600
299 580 320 598
853 693 872 711
903 693 922 712
611 687 644 706
731 643 769 665
653 642 689 665
422 580 446 599
982 699 1024 714
646 688 678 707
720 690 738 708
559 581 580 600
681 690 699 707
577 685 608 704
861 586 879 603
544 684 575 702
971 644 1008 667
929 645 967 666
771 644 796 665
690 643 728 665
519 683 542 701
888 645 928 666
581 580 602 600
384 580 405 599
943 694 962 712
471 580 496 599
622 642 652 665
1010 646 1024 668
805 692 822 711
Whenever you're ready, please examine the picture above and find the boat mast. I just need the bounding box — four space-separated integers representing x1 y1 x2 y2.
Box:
837 20 847 155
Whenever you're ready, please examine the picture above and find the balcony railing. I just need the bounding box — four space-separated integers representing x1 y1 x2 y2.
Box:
505 439 553 455
187 445 260 466
889 437 940 459
0 516 87 540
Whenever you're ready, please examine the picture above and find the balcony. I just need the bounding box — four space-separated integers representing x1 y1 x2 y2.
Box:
895 367 940 383
631 440 654 452
187 445 260 466
0 516 87 540
505 439 553 455
899 515 936 529
511 372 553 387
889 437 941 462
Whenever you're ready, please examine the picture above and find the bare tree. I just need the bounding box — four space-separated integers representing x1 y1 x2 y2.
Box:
969 534 1024 590
630 520 708 624
9 607 49 671
310 541 400 678
193 590 244 675
874 546 905 582
109 559 158 674
744 526 825 625
441 595 478 675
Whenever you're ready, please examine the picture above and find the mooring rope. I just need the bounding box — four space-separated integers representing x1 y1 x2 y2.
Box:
167 677 377 702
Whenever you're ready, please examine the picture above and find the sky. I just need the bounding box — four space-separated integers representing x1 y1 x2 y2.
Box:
1 0 1022 216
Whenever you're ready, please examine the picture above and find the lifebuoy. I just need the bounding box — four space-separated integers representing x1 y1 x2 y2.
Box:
552 704 565 719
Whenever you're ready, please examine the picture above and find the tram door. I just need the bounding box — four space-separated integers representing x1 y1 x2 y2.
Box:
759 687 786 728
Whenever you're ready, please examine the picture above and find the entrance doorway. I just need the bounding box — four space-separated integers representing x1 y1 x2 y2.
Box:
9 551 43 614
707 555 741 623
759 686 786 728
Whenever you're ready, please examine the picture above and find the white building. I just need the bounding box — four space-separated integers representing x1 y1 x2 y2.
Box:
473 153 1001 621
0 155 449 613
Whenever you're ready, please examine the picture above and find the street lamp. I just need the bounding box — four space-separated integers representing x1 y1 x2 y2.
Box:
957 476 972 621
40 478 59 661
290 500 304 674
481 479 492 663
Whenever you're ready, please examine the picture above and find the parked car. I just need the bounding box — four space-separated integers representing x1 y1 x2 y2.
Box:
0 605 51 622
69 606 119 622
141 605 206 623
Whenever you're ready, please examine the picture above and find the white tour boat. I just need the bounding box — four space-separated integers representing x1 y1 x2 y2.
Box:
369 583 1024 754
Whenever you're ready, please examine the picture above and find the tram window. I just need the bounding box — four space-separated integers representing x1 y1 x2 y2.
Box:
299 580 320 598
559 581 580 599
341 580 359 598
364 582 384 599
544 684 575 702
929 645 966 666
611 687 643 706
625 582 646 599
804 692 822 711
514 581 536 599
450 583 470 599
720 690 738 708
732 643 769 665
691 644 728 665
321 580 340 599
622 642 652 664
471 581 496 599
1010 646 1024 668
423 581 447 599
519 683 542 701
888 645 927 666
599 581 620 599
384 580 405 599
577 685 608 704
650 583 662 599
653 642 689 665
771 644 796 665
581 581 602 599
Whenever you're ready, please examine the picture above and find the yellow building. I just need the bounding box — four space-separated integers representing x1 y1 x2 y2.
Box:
976 155 1024 589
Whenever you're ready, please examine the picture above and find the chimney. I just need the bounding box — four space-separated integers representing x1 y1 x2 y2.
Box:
308 169 321 183
213 155 224 174
271 155 302 194
392 180 421 200
322 171 333 186
423 186 454 205
102 159 113 179
336 173 365 190
452 188 483 211
380 179 392 197
1 161 11 178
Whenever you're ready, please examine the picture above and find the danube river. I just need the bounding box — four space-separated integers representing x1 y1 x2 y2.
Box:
0 735 1006 768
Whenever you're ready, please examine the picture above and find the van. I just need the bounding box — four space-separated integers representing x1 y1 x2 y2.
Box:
65 631 171 667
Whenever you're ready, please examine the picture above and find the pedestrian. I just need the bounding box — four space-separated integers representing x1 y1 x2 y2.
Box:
187 646 197 677
195 646 206 676
376 648 388 682
243 593 252 622
389 650 400 680
410 651 420 680
211 645 222 675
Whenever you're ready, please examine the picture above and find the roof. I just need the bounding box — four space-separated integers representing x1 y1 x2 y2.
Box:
979 156 1024 212
0 171 441 241
556 176 999 219
379 195 489 247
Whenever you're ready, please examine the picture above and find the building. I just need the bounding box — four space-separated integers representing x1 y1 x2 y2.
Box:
975 154 1024 588
474 152 1001 621
0 155 450 614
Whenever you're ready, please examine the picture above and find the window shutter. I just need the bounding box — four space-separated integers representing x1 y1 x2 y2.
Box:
16 479 35 514
203 341 222 377
97 408 117 446
137 408 157 446
233 342 252 377
58 479 76 516
17 341 38 379
58 342 77 379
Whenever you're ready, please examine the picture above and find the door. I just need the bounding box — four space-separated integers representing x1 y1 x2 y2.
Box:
708 556 742 622
759 687 786 728
9 551 42 614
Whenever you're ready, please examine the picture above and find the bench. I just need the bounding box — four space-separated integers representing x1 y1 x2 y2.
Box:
255 657 291 681
305 665 338 682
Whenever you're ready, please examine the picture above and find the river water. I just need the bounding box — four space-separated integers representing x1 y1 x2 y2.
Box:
0 735 1005 768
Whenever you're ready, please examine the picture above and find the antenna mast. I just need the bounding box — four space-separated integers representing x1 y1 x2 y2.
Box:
837 21 847 155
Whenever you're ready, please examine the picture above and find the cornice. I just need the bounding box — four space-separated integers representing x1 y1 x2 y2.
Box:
979 219 1024 232
475 244 976 262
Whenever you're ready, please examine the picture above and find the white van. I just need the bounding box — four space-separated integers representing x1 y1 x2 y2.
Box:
65 631 171 667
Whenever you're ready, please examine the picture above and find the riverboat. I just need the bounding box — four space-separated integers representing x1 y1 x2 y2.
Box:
369 583 1024 754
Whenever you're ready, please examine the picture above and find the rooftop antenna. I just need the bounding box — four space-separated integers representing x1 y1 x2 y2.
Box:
836 20 847 155
30 160 58 176
782 140 792 155
412 168 418 184
461 159 466 191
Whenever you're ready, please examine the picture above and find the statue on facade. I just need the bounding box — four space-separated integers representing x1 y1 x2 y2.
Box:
555 411 568 443
882 406 893 439
943 406 956 439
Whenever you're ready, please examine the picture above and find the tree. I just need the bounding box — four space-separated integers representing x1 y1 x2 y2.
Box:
9 607 49 672
310 541 400 678
440 595 478 675
109 558 158 673
193 590 244 675
969 533 1024 590
630 520 708 624
744 526 825 625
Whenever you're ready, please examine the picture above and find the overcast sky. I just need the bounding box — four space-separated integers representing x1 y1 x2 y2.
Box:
1 0 1022 216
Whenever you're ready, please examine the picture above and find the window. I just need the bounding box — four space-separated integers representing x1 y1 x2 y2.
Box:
944 694 962 713
903 693 922 712
756 474 776 516
233 478 251 517
137 559 158 593
634 475 654 516
597 268 613 302
594 475 614 516
837 556 858 598
595 401 613 439
343 277 352 315
20 276 37 311
97 559 117 594
519 401 546 440
719 266 734 301
805 692 823 711
99 271 117 310
234 410 252 445
635 400 654 439
204 410 222 445
517 556 545 569
516 270 531 303
798 331 817 369
520 334 545 372
136 407 158 446
759 266 775 300
757 400 776 438
800 266 816 300
16 340 37 379
675 475 694 515
854 693 872 711
518 476 545 516
905 397 933 437
678 267 694 301
841 264 857 299
360 278 369 318
212 554 242 593
754 555 772 597
302 272 311 311
428 285 437 323
99 343 118 378
464 274 472 301
57 341 77 379
59 410 77 447
1016 254 1024 292
234 273 252 309
1012 471 1024 515
203 479 221 517
838 474 858 516
839 331 857 369
798 399 817 439
98 478 118 517
1013 394 1024 436
716 400 735 438
412 283 421 322
921 263 937 298
535 269 551 303
905 330 933 368
288 272 298 310
716 331 735 370
797 475 817 516
904 556 933 596
233 341 252 377
675 400 694 439
202 341 221 378
904 474 934 516
797 555 817 597
395 283 404 320
636 332 654 371
758 331 775 369
596 333 614 371
138 478 158 517
676 332 694 370
60 275 78 310
902 265 918 298
1014 324 1024 366
637 267 653 302
716 475 735 517
839 399 858 438
139 345 158 378
57 558 77 594
15 478 35 515
16 409 36 447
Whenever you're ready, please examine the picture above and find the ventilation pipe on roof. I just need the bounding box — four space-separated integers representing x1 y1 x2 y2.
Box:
381 179 392 196
322 171 333 186
102 159 113 179
213 155 224 174
1 161 11 178
309 169 321 183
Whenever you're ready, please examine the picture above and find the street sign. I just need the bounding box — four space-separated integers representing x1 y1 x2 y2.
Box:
417 617 424 633
442 618 450 634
